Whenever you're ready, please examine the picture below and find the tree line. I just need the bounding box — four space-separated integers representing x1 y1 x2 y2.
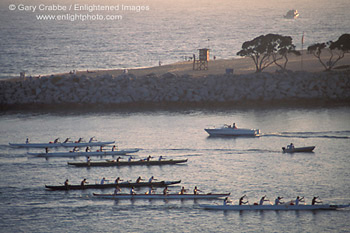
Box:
236 33 350 73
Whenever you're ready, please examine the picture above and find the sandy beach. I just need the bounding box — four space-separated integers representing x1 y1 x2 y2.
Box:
73 52 350 79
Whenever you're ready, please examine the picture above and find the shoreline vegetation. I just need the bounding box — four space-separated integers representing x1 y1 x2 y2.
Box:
1 52 349 110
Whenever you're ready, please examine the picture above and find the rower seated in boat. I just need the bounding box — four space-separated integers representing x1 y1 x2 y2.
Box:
128 156 133 162
179 186 187 195
223 197 233 206
146 155 152 162
136 176 143 183
64 179 69 187
63 138 70 143
146 186 155 195
70 147 79 153
163 186 169 195
53 138 60 143
287 143 295 150
193 186 201 195
130 187 136 195
148 176 157 183
101 177 107 184
259 195 269 205
89 137 96 143
76 138 83 143
232 123 237 129
26 138 30 144
98 146 104 152
294 196 304 205
158 156 163 161
116 156 121 162
312 196 322 205
112 145 117 151
85 147 91 152
45 147 49 153
81 178 87 186
275 196 284 205
114 186 121 195
239 195 248 205
115 177 123 184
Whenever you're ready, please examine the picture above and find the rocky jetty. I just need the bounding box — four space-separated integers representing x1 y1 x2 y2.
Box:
1 71 349 106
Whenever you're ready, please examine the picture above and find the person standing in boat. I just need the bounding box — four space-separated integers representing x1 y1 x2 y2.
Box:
239 195 248 205
312 196 322 205
275 196 284 205
136 176 143 183
193 186 201 195
259 195 269 205
295 196 304 205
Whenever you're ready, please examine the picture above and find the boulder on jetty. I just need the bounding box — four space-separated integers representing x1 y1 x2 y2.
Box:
1 70 349 107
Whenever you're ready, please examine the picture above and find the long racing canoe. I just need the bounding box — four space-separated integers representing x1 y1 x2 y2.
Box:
93 193 230 199
199 204 350 211
45 180 181 191
68 159 188 167
28 149 139 157
10 141 115 148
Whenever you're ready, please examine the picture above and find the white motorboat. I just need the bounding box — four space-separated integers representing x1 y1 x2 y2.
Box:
93 193 230 200
205 124 260 137
199 204 350 211
28 149 139 157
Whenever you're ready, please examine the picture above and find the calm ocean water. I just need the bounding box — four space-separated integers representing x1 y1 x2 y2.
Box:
0 0 350 79
0 106 349 232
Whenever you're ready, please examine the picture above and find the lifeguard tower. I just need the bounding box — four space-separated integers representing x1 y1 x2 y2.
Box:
193 48 209 70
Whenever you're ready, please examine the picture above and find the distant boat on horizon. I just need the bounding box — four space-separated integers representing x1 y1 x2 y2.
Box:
284 9 299 19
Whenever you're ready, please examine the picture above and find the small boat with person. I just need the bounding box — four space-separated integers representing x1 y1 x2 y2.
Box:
9 137 115 148
282 143 315 153
93 193 230 200
205 123 260 137
45 180 181 191
68 156 188 167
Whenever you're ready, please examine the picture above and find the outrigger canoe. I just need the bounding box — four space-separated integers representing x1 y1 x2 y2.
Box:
282 146 315 153
68 159 188 167
45 180 181 191
93 193 230 199
199 204 350 211
28 149 139 157
9 141 115 148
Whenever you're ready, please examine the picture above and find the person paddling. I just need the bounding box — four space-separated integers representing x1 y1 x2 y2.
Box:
136 176 143 183
81 178 87 187
130 187 136 195
114 186 121 195
224 197 233 206
259 195 269 205
239 195 248 205
64 179 69 188
147 186 155 195
163 186 169 195
128 156 133 162
179 186 187 195
275 196 284 205
115 177 123 184
26 138 30 144
295 196 304 205
101 177 107 184
146 155 152 162
312 196 322 205
112 145 117 152
148 176 157 183
193 186 201 195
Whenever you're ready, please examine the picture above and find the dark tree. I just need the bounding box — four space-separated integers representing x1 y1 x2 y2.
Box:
307 33 350 71
237 34 299 73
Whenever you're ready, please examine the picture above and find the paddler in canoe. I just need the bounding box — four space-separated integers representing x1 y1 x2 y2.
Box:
112 145 117 151
85 147 91 152
163 186 169 195
312 196 322 205
239 195 248 205
223 197 233 206
130 187 136 195
136 176 144 183
179 186 187 195
193 186 202 195
147 186 155 195
81 178 87 187
114 177 123 184
88 137 96 143
114 186 121 195
275 196 284 205
64 179 69 188
145 155 152 162
294 196 305 205
148 176 157 183
259 195 270 205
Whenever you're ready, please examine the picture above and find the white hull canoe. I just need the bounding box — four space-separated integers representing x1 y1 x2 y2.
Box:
28 149 139 157
205 126 260 137
10 141 115 148
200 204 350 211
93 193 230 199
282 146 315 153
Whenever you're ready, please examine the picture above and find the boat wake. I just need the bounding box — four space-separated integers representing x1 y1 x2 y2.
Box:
262 130 350 139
